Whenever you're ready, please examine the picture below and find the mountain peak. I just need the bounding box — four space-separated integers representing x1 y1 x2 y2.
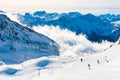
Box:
33 11 46 17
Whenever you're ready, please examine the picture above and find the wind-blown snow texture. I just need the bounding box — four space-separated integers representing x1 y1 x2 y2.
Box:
17 11 120 42
0 14 59 64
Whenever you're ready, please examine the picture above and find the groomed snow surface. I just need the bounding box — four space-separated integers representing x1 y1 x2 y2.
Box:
0 25 120 80
0 41 120 80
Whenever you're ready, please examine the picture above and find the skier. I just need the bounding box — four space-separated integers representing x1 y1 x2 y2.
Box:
38 68 41 79
104 56 109 63
80 58 83 62
88 64 91 70
106 59 109 63
119 40 120 44
97 59 100 64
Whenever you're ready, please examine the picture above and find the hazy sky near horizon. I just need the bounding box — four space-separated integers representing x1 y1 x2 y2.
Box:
0 0 120 13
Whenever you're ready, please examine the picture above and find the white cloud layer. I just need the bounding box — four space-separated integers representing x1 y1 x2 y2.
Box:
32 25 112 57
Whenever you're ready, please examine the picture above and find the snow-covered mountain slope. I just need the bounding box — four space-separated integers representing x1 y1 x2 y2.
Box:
17 11 120 42
0 14 59 64
0 37 119 80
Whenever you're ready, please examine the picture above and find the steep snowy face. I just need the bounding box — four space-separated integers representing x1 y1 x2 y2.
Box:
17 11 119 42
0 14 59 64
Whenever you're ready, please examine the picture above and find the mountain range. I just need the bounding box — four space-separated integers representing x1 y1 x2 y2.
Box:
17 11 120 42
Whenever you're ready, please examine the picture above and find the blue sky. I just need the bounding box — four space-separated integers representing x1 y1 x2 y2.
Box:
0 0 120 13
